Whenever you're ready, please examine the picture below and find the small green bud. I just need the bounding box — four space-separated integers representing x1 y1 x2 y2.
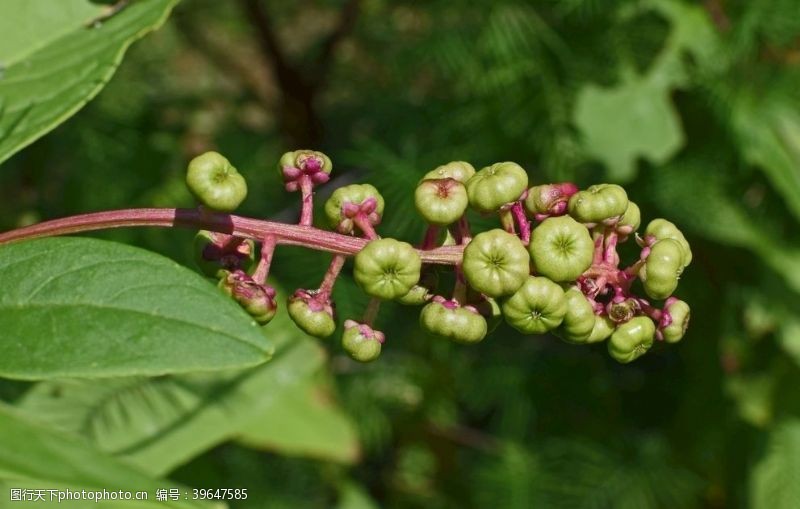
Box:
186 151 248 212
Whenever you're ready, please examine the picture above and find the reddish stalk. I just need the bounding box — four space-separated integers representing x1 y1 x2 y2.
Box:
421 225 440 250
352 214 379 240
510 202 530 244
362 297 381 326
319 254 346 297
0 208 464 265
298 175 314 226
252 234 277 284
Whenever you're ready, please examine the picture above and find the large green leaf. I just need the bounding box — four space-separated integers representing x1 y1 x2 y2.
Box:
0 237 273 380
17 319 328 475
751 420 800 509
0 0 178 165
0 403 210 509
236 375 360 464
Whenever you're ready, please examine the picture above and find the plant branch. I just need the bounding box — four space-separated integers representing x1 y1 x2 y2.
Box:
0 208 464 265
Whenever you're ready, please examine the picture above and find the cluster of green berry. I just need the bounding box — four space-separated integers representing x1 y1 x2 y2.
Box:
186 151 690 364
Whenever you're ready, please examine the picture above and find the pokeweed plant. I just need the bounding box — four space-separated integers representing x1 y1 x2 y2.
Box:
0 150 691 365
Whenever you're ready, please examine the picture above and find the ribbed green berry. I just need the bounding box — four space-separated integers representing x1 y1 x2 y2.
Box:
324 183 385 232
423 161 476 183
218 270 277 325
502 276 567 334
640 238 684 300
420 300 488 343
342 320 383 362
279 149 333 174
555 288 596 343
530 216 593 282
396 270 438 306
608 316 655 363
663 299 690 343
186 151 248 212
587 315 616 343
568 184 628 224
287 298 336 338
645 218 692 267
414 178 468 225
617 201 641 235
466 162 528 213
354 239 422 300
462 229 530 298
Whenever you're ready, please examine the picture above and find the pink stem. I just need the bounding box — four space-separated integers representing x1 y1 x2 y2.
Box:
319 254 346 297
362 298 381 326
499 210 515 234
252 234 277 284
458 215 472 244
421 226 440 250
603 231 619 266
0 208 464 265
510 202 530 244
352 214 379 240
592 234 605 265
299 175 314 226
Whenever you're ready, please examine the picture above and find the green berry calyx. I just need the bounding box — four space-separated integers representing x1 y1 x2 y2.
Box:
462 229 530 298
415 178 469 226
354 239 422 300
420 297 488 344
218 270 277 325
287 289 336 338
466 162 529 213
279 149 333 191
324 183 385 234
186 151 248 212
342 320 385 362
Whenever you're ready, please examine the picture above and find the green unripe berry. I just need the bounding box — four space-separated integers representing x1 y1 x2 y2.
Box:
530 216 593 282
218 270 277 325
555 288 596 343
342 320 383 362
462 229 530 298
279 149 333 174
419 300 488 344
423 161 476 183
617 201 641 235
502 276 567 334
414 178 469 225
287 295 336 338
568 184 628 224
396 270 438 306
640 238 684 300
354 239 422 300
466 162 528 213
663 299 690 343
645 218 692 267
608 316 655 363
324 183 385 233
587 315 616 343
186 151 248 212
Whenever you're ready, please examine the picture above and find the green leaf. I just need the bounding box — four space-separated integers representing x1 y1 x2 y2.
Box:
751 420 800 509
236 375 360 464
573 68 684 181
17 317 327 475
0 403 209 509
0 0 178 165
0 237 273 380
732 98 800 223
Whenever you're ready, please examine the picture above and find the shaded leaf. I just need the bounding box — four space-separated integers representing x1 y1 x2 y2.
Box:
0 403 210 509
751 420 800 509
17 312 326 475
236 375 360 464
0 237 273 380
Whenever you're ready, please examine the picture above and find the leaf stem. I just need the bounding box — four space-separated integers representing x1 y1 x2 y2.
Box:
0 208 464 265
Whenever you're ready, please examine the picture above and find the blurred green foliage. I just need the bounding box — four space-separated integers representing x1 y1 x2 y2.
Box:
2 0 800 507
